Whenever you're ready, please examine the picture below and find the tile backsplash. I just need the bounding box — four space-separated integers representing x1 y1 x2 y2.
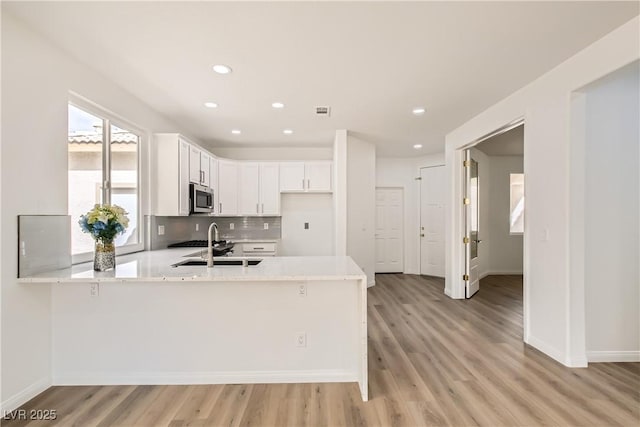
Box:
147 215 281 249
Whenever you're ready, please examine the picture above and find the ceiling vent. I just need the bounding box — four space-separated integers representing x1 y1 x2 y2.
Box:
315 106 331 116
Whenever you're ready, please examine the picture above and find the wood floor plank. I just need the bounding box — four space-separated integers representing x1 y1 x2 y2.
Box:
4 274 639 426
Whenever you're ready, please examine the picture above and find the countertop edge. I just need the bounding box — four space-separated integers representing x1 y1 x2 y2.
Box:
17 274 368 284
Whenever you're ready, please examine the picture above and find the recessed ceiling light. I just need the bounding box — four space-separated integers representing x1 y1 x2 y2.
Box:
231 129 241 135
413 144 423 149
412 107 426 115
283 129 293 135
213 64 232 74
204 102 218 108
272 102 285 109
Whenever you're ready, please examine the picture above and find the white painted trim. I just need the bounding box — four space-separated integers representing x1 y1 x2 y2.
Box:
367 279 376 288
53 370 358 386
587 351 640 363
481 270 524 279
526 335 567 366
0 376 52 413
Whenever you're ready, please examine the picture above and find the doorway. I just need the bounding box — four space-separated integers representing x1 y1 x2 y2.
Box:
462 124 525 299
374 187 404 273
419 166 446 277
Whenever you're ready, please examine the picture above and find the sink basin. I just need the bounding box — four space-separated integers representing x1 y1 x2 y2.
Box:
172 258 262 267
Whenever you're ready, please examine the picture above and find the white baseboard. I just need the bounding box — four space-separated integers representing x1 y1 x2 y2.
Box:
481 270 524 279
1 376 51 413
526 335 568 366
587 351 640 363
53 369 358 386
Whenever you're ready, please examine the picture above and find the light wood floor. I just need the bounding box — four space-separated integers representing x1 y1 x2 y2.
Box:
4 274 639 426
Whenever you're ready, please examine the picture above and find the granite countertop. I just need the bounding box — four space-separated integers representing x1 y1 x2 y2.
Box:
18 249 366 284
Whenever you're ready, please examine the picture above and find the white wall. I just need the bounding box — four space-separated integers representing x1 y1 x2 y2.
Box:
581 61 639 362
280 194 334 256
445 17 639 367
375 153 444 275
487 156 524 275
211 146 333 161
346 135 376 286
1 11 194 411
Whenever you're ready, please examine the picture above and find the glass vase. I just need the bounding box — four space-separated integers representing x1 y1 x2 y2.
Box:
94 240 116 271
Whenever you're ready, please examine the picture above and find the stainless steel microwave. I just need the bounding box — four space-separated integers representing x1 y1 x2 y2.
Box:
190 183 214 214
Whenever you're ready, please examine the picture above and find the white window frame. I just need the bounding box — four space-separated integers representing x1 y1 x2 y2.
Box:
69 93 148 263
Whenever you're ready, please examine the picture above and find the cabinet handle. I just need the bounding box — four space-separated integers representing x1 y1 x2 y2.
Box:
307 179 310 189
219 202 222 213
257 203 259 214
302 179 305 190
261 203 264 213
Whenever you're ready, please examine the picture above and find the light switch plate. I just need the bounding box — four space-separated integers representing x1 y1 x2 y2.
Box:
158 225 165 235
230 223 235 230
264 223 269 230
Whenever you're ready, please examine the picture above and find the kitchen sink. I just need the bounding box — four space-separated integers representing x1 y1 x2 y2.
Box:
171 258 262 267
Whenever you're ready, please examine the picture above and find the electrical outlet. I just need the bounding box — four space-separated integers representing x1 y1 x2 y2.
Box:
296 332 307 348
230 223 235 230
196 223 199 231
90 283 99 297
298 283 307 297
264 223 269 230
158 225 165 236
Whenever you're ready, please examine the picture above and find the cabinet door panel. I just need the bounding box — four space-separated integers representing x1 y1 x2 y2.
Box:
260 163 280 215
209 158 218 213
189 146 202 184
305 162 332 191
238 163 260 215
201 152 210 186
218 160 238 215
279 162 305 191
179 141 191 215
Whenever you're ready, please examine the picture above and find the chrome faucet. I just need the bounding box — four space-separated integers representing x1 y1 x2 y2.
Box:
207 222 219 268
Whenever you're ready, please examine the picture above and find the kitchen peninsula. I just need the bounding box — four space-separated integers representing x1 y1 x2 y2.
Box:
19 251 368 401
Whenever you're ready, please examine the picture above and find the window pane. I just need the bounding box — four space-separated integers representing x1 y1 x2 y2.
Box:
510 173 525 234
68 105 104 255
110 124 139 246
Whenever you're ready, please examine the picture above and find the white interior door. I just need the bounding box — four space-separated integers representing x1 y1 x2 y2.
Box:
375 188 404 273
420 166 446 277
464 150 480 298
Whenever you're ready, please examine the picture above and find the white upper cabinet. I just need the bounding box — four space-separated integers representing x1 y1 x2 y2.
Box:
305 161 332 192
201 152 210 186
179 140 191 216
209 157 219 214
189 146 201 184
189 146 211 187
238 163 261 215
279 162 306 191
153 134 192 216
238 162 280 215
260 163 280 215
279 161 332 192
217 159 238 215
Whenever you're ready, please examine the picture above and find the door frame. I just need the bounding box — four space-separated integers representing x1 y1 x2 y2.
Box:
447 117 527 334
375 186 405 273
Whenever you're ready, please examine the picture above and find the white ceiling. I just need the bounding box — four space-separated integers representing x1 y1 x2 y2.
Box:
476 125 524 156
5 1 638 156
